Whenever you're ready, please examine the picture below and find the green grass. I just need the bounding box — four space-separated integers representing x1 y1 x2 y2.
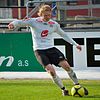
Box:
0 79 100 100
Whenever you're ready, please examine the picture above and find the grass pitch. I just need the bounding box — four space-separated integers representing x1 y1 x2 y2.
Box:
0 79 100 100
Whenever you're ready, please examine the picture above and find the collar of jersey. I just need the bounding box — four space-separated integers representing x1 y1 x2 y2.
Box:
36 17 55 25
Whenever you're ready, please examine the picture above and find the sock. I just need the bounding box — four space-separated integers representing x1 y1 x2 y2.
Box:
61 87 65 90
67 69 79 85
52 75 65 89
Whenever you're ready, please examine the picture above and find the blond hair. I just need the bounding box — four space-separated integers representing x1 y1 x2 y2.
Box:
38 5 52 16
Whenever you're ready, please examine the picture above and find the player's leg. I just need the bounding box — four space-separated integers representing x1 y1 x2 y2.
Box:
59 60 88 95
58 60 79 85
50 47 79 85
34 50 68 96
45 64 69 96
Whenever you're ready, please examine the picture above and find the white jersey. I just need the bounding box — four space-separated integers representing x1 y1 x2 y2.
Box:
11 17 78 51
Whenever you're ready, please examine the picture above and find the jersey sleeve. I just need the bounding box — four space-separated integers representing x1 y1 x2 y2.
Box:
55 22 78 46
10 18 33 28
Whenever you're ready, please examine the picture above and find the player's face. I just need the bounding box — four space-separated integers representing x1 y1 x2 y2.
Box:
42 11 52 22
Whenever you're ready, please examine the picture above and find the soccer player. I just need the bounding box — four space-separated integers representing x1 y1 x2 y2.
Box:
8 5 87 96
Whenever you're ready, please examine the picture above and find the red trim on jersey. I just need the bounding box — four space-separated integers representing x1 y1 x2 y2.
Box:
48 21 55 25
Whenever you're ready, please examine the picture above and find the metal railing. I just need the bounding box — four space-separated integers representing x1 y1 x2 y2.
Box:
25 0 67 18
0 18 100 31
0 0 100 32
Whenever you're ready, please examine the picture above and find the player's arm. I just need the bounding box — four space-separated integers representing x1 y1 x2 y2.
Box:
56 23 81 51
8 18 33 30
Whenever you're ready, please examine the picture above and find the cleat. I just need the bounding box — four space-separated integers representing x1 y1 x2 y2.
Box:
84 87 88 95
62 90 69 96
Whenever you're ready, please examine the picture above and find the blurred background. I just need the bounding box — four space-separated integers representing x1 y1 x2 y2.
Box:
0 0 100 31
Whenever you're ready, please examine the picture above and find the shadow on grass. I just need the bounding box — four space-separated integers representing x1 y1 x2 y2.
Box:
84 95 100 99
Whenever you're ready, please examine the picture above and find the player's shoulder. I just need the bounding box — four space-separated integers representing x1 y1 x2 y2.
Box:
23 17 38 21
48 19 59 26
28 17 37 21
23 17 40 23
49 19 57 24
34 17 43 22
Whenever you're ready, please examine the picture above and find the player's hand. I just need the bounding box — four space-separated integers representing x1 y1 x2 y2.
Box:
76 44 82 51
8 23 14 30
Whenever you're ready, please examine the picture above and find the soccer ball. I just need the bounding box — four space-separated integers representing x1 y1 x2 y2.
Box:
71 85 85 97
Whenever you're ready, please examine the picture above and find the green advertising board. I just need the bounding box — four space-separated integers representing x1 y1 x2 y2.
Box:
0 32 45 72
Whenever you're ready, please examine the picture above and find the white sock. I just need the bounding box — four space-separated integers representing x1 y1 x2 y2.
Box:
52 75 64 89
67 69 79 85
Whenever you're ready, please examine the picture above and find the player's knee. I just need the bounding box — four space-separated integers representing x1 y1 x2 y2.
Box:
65 66 71 71
45 65 56 77
59 60 71 71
